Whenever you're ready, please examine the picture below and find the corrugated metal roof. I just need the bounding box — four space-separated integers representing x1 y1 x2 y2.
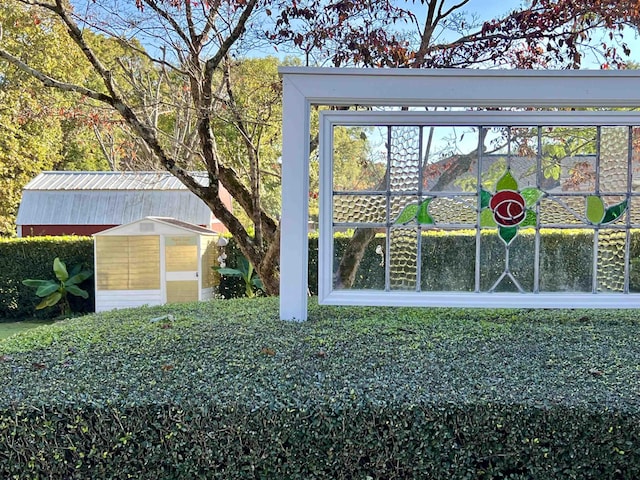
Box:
16 190 213 226
23 171 210 191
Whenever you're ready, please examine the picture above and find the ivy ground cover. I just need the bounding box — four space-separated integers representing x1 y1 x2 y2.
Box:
1 298 640 479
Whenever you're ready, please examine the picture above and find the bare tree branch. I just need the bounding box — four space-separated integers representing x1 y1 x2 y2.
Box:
0 49 111 103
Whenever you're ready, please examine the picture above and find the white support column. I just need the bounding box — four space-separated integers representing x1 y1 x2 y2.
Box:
279 77 310 321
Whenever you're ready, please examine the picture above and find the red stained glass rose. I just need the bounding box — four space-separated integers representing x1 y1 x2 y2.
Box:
490 190 526 227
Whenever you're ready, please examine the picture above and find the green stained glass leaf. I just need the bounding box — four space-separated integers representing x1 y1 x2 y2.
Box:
480 208 497 227
395 203 418 224
496 171 518 192
498 226 518 245
520 210 536 227
521 187 544 207
416 199 433 224
601 200 628 224
586 196 605 224
480 189 492 209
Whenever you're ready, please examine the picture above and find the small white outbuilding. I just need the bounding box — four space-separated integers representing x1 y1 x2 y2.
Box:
94 217 221 312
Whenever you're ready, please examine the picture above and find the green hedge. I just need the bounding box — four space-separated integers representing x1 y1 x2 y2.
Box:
311 230 640 294
1 402 638 479
1 299 640 478
3 230 640 315
0 237 94 320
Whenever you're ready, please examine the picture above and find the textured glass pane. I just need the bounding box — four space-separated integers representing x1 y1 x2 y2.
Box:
390 228 418 290
599 126 629 193
479 231 534 292
629 230 640 291
201 238 218 289
539 197 586 225
422 127 479 193
542 126 597 193
628 198 640 226
333 228 385 290
333 195 386 224
597 229 627 292
324 120 640 301
428 197 476 225
421 232 475 291
598 195 628 225
95 236 161 291
391 196 418 222
633 127 640 192
390 126 420 193
539 230 593 292
597 128 630 293
480 127 538 192
332 126 386 192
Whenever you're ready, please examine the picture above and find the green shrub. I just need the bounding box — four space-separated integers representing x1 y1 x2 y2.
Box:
22 257 93 316
4 230 640 314
0 237 94 320
1 299 640 479
308 230 640 295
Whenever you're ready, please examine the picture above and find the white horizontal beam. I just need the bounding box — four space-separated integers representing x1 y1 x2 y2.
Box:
322 290 640 309
279 67 640 107
320 110 640 126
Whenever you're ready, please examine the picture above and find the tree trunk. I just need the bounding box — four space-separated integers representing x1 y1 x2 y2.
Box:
334 228 376 289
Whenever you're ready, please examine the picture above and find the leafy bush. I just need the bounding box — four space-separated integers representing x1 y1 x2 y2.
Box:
1 299 640 478
22 257 93 316
216 255 263 297
310 230 640 295
0 237 94 319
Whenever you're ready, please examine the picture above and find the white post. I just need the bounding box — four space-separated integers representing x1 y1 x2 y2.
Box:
279 76 310 320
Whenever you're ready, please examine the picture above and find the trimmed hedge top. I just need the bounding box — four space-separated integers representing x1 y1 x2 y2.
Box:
1 298 640 412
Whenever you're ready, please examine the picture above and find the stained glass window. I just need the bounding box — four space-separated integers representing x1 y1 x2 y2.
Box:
320 112 640 304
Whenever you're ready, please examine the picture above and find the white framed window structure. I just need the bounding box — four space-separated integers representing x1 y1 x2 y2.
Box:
279 68 640 321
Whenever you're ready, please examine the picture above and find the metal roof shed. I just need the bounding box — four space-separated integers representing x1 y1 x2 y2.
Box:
93 217 221 312
16 171 231 236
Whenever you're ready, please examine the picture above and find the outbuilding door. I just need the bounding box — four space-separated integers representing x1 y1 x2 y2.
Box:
164 236 199 303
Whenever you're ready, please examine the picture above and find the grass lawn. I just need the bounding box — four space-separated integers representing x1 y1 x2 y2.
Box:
0 319 53 340
1 297 640 478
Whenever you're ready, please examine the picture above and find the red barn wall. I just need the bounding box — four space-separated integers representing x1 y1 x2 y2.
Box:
21 225 119 237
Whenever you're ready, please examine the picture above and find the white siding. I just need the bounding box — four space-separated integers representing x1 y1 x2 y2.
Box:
95 290 163 312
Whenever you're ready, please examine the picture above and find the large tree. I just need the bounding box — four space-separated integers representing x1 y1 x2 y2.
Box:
0 0 286 293
274 0 640 69
1 0 640 291
271 0 640 288
0 3 167 235
0 3 115 235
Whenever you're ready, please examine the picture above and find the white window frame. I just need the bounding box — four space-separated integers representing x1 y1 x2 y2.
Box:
279 67 640 321
319 110 640 309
